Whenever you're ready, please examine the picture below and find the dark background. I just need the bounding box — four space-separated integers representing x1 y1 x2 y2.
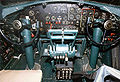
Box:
89 0 120 5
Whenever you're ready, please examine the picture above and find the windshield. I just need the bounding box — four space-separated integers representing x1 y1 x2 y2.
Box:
90 0 120 6
0 0 120 6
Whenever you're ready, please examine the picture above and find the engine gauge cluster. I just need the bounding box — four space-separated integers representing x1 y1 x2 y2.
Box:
13 2 114 34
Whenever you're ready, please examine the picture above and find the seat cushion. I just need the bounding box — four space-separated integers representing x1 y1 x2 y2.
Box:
0 70 42 82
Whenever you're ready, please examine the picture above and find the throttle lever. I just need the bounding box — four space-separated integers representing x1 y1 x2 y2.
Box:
89 19 103 69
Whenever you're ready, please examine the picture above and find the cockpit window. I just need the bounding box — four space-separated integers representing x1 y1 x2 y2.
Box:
0 0 36 6
89 0 120 6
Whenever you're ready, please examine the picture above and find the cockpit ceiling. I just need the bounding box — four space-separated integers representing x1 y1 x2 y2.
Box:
0 0 120 6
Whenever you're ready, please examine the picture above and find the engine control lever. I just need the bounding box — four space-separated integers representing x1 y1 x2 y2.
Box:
21 16 34 69
89 19 103 69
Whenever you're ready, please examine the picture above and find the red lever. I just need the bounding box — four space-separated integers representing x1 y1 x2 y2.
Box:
31 33 35 38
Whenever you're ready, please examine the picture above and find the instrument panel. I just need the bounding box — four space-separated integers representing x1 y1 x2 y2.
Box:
19 3 98 33
5 2 118 36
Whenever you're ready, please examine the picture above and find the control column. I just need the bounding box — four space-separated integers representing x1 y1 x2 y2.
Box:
21 16 34 69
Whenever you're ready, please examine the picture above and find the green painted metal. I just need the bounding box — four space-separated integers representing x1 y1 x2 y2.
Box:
22 29 34 69
81 38 86 56
37 39 42 55
74 58 83 72
102 46 112 66
20 18 34 69
90 27 103 69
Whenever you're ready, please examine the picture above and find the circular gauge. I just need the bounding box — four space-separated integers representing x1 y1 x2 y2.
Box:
51 16 56 21
83 11 88 16
82 16 87 21
76 15 81 20
63 15 68 21
46 16 50 21
61 6 67 13
53 6 58 13
70 7 75 13
77 8 82 13
57 16 62 21
29 10 35 16
69 14 74 20
104 20 113 30
89 12 93 16
94 11 99 18
13 20 22 30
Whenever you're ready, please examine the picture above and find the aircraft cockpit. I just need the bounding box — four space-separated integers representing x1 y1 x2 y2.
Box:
0 0 120 82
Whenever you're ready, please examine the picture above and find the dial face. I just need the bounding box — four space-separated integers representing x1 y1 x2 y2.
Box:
57 16 62 21
104 20 113 30
53 6 59 13
76 8 82 13
76 15 81 20
46 16 50 21
51 16 56 21
61 6 67 13
83 10 88 16
69 14 74 20
29 10 35 16
12 20 22 30
94 11 99 18
63 15 68 21
70 7 75 13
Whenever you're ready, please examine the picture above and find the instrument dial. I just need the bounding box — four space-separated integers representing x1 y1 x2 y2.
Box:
51 16 56 21
76 8 82 13
69 14 74 20
76 15 81 20
12 20 22 30
61 6 67 13
46 16 50 21
70 7 75 13
29 10 35 16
